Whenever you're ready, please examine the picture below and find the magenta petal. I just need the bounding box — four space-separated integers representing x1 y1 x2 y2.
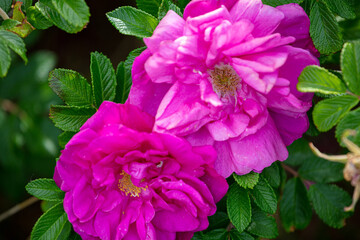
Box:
252 5 284 37
230 0 262 22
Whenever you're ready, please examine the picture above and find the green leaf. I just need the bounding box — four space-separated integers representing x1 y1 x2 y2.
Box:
286 138 313 167
136 0 162 17
298 65 347 94
0 0 12 13
246 205 278 239
227 184 252 233
18 0 33 11
50 105 96 132
308 183 352 228
115 61 131 104
58 131 76 149
106 6 159 38
41 201 59 213
0 19 21 30
280 178 312 232
324 0 356 19
158 0 183 20
233 172 259 189
341 41 360 95
26 178 64 201
229 230 255 240
0 39 11 78
207 211 229 232
0 29 27 63
31 202 70 240
201 229 228 240
90 52 117 108
35 0 89 34
310 1 342 54
49 69 93 107
313 94 359 131
262 0 303 7
249 176 277 214
298 156 344 183
336 108 360 147
27 6 53 30
124 46 147 70
261 162 281 188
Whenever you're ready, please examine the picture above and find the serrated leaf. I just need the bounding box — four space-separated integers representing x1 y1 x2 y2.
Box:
324 0 356 19
115 61 131 104
227 183 252 233
298 65 347 94
286 138 313 167
124 46 147 70
207 211 229 232
90 52 117 107
201 229 228 240
308 183 352 228
41 201 59 213
0 29 27 63
246 205 278 239
27 6 53 30
298 156 344 183
26 179 64 201
106 6 159 38
262 0 303 7
313 94 359 131
0 19 21 30
336 108 360 147
261 162 281 188
17 0 33 11
35 0 89 34
158 0 182 20
58 131 76 149
0 40 11 78
280 178 312 232
31 202 70 240
249 176 277 214
49 69 93 107
0 0 12 13
137 0 162 17
233 172 259 189
341 41 360 95
310 1 342 54
50 105 96 132
229 230 254 240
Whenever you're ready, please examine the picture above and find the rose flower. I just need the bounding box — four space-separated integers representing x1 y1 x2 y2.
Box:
54 101 228 239
128 0 319 177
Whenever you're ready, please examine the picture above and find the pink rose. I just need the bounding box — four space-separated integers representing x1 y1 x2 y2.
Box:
54 101 228 240
128 0 319 177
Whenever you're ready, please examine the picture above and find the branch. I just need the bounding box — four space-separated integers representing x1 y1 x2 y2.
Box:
0 197 39 223
0 7 9 20
282 163 299 177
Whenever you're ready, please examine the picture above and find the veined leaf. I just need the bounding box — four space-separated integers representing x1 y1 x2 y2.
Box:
308 184 352 228
158 0 182 20
341 41 360 95
27 6 53 30
26 178 64 201
336 108 360 147
246 205 278 238
229 230 255 240
261 162 281 188
227 183 252 233
249 176 277 214
324 0 356 19
313 95 359 131
298 65 347 94
233 172 259 189
0 29 27 63
106 6 158 38
0 0 12 13
280 178 312 231
50 105 96 132
262 0 303 7
90 52 117 108
0 40 11 78
136 0 162 17
49 69 93 107
310 1 342 54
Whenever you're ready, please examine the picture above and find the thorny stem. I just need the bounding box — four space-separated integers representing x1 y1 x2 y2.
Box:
0 7 9 20
0 197 39 223
309 142 348 163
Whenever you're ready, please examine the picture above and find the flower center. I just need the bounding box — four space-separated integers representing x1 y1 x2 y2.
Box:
208 64 241 101
118 170 147 197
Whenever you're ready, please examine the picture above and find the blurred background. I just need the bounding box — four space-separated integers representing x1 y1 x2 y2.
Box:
0 1 360 239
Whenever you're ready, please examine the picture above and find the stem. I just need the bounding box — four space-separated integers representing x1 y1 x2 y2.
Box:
0 197 39 223
346 90 360 100
0 7 9 20
282 163 299 177
309 142 348 163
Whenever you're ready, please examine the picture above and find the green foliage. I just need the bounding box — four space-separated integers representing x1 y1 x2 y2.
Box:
261 162 281 188
308 183 352 228
233 172 259 189
0 0 12 13
249 176 277 214
26 178 64 201
136 0 162 17
323 0 356 19
246 205 278 239
310 1 342 54
262 0 303 7
49 69 93 107
31 202 71 240
298 65 347 94
27 6 53 30
229 230 255 240
0 30 27 77
35 0 90 33
336 108 360 147
313 95 359 131
58 131 76 149
50 105 96 132
158 0 182 19
341 42 360 95
106 6 159 38
280 178 312 231
227 184 252 233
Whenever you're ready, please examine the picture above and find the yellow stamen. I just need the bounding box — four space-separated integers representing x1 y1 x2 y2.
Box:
118 170 147 197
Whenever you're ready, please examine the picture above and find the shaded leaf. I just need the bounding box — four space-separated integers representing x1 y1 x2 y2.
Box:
233 172 259 189
26 178 64 201
341 41 360 95
246 205 278 239
336 108 360 147
249 176 277 214
158 0 182 20
137 0 162 17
